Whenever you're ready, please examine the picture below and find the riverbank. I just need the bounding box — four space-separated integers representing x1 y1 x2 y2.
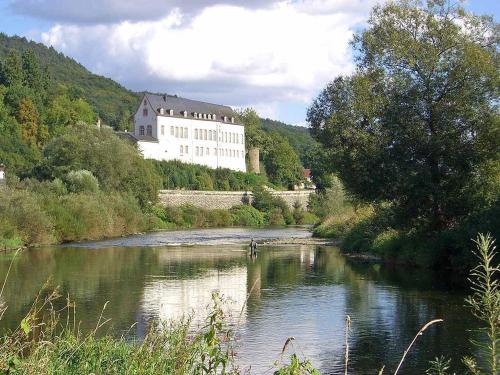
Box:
312 203 500 274
0 183 318 249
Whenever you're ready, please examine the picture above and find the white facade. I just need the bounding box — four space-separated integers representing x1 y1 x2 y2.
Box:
133 95 246 172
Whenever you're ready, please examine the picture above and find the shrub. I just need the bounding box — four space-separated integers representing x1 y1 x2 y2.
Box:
64 169 99 193
266 208 286 226
230 205 265 226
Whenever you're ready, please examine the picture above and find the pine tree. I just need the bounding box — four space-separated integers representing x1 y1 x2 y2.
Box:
0 50 23 87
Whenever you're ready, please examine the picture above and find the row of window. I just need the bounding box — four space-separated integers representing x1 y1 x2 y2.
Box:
194 129 243 144
195 147 244 158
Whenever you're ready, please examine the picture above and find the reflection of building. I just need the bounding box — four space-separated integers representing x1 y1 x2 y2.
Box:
141 267 248 326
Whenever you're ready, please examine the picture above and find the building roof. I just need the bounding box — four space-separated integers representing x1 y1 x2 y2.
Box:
144 93 242 125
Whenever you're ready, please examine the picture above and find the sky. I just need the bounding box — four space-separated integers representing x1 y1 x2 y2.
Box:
0 0 498 125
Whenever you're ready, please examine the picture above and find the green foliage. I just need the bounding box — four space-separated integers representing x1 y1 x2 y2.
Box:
41 124 160 207
152 159 269 191
239 108 266 148
464 234 499 375
261 118 318 168
308 176 349 218
307 1 499 232
262 133 303 188
64 169 99 194
252 188 294 225
230 205 265 226
0 34 139 127
274 354 320 375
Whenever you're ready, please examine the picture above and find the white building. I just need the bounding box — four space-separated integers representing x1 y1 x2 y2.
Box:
132 94 246 172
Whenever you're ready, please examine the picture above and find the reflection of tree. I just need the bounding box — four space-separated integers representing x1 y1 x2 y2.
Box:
0 242 479 374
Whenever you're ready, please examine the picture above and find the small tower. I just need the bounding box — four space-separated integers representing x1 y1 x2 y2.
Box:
248 148 260 174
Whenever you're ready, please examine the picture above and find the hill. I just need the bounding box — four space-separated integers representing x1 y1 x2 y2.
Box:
261 118 318 166
0 33 139 127
0 33 317 161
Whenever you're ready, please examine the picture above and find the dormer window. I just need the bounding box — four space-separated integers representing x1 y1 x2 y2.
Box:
213 114 217 120
183 111 187 117
203 113 207 119
193 112 197 118
208 114 212 120
231 117 234 123
224 116 227 122
169 109 174 116
159 108 164 115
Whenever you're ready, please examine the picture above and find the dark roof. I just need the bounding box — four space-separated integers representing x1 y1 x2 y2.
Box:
144 93 242 125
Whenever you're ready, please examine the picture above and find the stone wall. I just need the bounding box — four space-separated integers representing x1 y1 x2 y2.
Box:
158 190 313 210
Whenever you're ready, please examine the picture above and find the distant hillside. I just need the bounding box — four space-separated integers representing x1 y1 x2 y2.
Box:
0 33 317 160
261 118 317 166
0 33 139 127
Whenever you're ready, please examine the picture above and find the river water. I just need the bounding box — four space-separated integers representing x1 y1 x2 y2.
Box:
0 227 479 374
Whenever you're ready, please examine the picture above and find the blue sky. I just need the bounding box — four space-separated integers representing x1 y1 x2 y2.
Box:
0 0 498 125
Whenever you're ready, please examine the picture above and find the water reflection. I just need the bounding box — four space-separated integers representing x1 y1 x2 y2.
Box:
0 229 478 375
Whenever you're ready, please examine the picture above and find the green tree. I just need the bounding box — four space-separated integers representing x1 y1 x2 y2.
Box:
263 132 303 188
117 108 132 131
239 108 266 148
43 94 96 135
0 50 23 87
16 97 45 146
21 49 47 93
307 0 499 230
41 124 160 207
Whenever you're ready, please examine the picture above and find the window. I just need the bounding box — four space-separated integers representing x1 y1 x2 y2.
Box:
143 108 148 117
206 147 209 155
170 126 174 136
184 127 188 138
161 125 165 136
185 146 188 154
224 132 227 142
139 126 145 135
200 147 204 156
204 129 207 140
143 99 147 105
180 145 184 154
175 127 179 137
195 129 198 139
147 125 152 136
213 148 217 155
209 130 212 140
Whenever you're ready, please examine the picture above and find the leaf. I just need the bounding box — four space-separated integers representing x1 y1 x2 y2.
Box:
20 317 31 335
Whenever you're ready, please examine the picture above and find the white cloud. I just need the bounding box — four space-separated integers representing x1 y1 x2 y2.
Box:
40 1 377 122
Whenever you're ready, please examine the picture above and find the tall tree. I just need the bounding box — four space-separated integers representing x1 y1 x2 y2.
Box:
16 97 46 146
21 49 46 92
239 108 266 148
0 50 23 87
307 0 499 230
263 132 304 188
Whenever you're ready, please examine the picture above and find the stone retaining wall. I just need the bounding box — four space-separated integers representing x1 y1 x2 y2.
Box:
158 190 313 210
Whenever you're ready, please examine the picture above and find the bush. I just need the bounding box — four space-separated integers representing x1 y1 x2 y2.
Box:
152 159 269 191
252 187 294 224
64 169 99 193
266 208 286 226
230 205 265 226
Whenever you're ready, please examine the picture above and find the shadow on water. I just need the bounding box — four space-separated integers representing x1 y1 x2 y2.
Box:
0 228 479 374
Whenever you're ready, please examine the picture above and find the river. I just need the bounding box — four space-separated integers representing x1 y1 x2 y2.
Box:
0 227 479 374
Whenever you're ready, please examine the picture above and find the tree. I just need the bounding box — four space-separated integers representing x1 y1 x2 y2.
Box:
239 108 266 148
17 97 43 146
0 50 23 87
41 124 160 207
307 0 499 230
43 94 96 136
21 50 46 93
263 132 304 188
